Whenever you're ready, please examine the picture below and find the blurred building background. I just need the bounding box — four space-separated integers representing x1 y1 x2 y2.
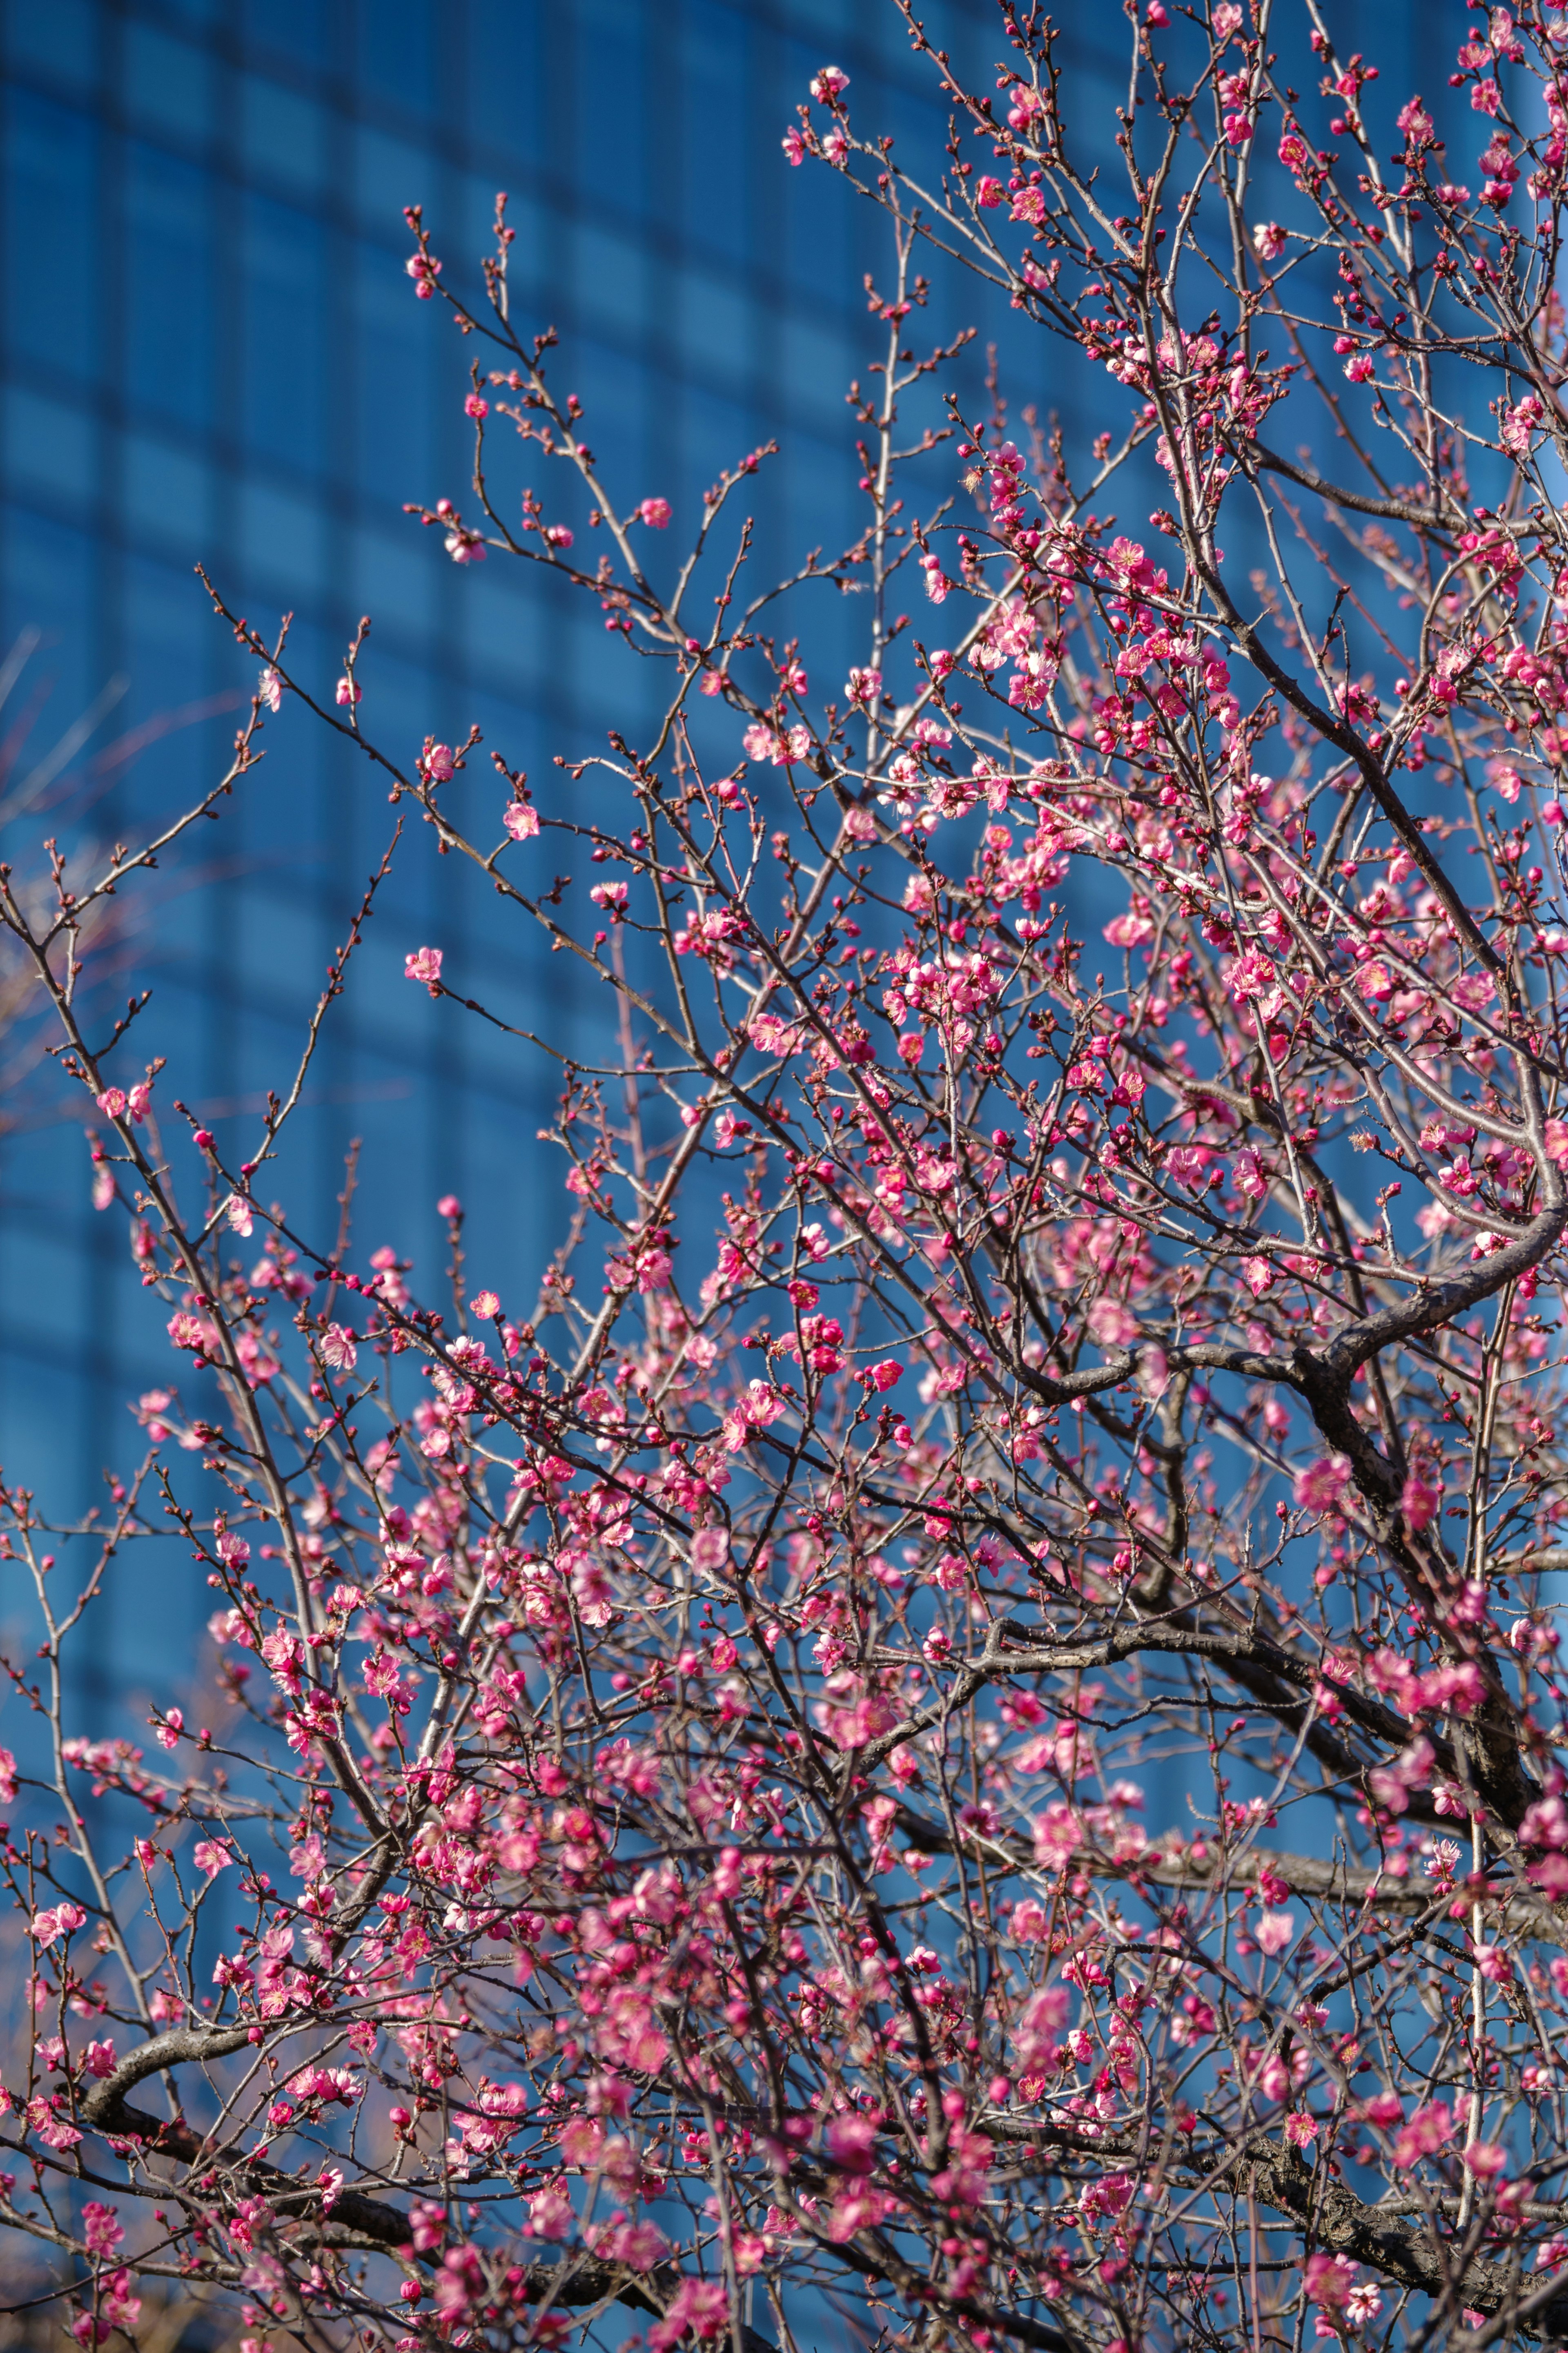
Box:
0 0 1034 1687
0 0 1423 1691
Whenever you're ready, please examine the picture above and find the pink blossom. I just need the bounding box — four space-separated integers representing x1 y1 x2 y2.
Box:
825 2113 878 2172
612 2218 671 2270
1087 1296 1138 1347
690 1527 731 1576
192 1839 233 1878
921 553 953 603
1165 1144 1212 1188
742 720 811 766
1253 1909 1296 1955
321 1324 358 1372
1400 1471 1439 1530
405 946 443 992
261 1630 305 1695
100 2275 139 2331
82 2202 124 2257
638 497 672 527
1294 1455 1350 1514
1369 1735 1434 1817
527 2184 575 2241
1304 2252 1359 2313
503 799 539 840
1502 395 1543 456
290 2064 361 2106
27 2094 82 2152
31 1901 87 1947
649 2277 729 2348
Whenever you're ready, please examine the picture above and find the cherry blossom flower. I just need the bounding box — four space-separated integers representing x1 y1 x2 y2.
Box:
81 2204 124 2258
31 1902 87 1947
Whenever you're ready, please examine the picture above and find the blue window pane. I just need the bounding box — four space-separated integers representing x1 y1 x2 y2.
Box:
466 0 542 156
4 91 100 382
352 522 433 642
355 0 432 118
3 0 98 92
0 504 94 680
4 384 96 513
123 429 213 559
467 570 545 699
241 0 328 67
238 474 327 600
241 74 326 198
125 144 214 430
575 222 648 347
354 122 430 236
569 0 645 204
352 252 432 503
124 22 212 147
684 3 750 261
241 195 325 474
117 550 226 822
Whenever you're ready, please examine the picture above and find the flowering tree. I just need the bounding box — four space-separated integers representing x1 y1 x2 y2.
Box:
10 3 1568 2348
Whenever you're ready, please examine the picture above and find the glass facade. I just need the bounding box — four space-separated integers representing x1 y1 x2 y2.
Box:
0 0 1069 1685
0 0 1419 1686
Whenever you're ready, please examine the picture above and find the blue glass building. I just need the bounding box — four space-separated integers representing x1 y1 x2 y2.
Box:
0 0 1069 1682
0 0 1427 1681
